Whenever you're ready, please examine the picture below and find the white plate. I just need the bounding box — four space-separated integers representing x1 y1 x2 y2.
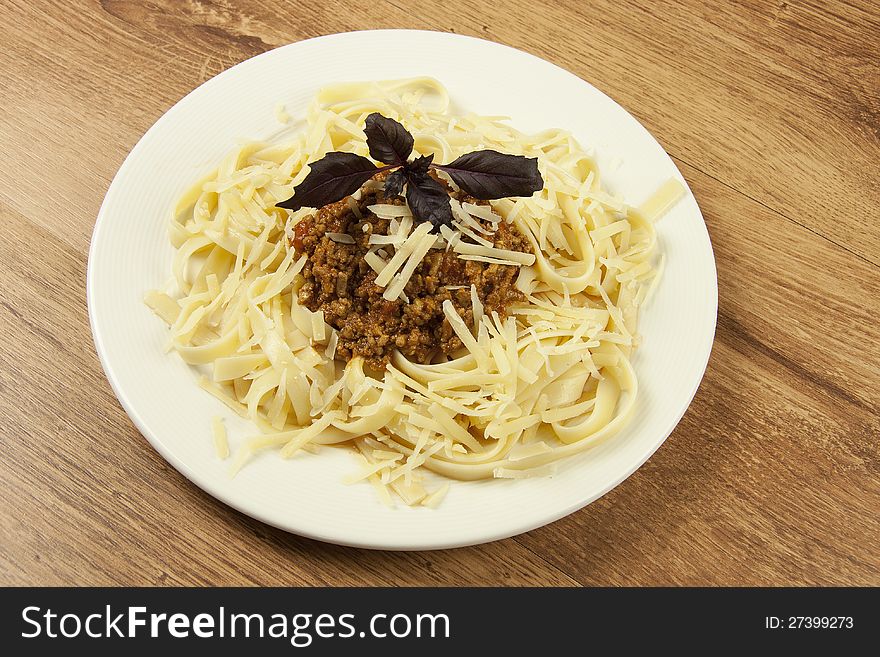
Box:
88 30 717 550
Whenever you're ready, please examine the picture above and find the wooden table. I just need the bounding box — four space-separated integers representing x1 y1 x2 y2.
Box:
1 0 877 586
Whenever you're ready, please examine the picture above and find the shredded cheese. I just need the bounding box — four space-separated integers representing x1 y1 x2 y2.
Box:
470 284 484 331
211 416 229 459
151 77 670 509
374 222 433 287
452 239 535 265
421 483 450 508
326 232 355 244
383 231 436 301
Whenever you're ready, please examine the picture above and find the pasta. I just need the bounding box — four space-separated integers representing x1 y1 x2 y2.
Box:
146 78 683 506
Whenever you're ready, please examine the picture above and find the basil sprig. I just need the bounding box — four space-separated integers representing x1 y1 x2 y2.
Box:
277 113 543 229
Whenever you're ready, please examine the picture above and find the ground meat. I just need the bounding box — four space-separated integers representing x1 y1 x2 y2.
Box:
292 174 531 370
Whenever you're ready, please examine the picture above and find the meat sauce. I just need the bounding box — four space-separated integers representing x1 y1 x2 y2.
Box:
291 175 531 369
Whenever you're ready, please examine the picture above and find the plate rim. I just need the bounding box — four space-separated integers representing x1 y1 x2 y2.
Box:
87 29 718 550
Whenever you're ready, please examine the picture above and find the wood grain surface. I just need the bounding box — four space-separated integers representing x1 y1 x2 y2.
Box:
1 0 877 586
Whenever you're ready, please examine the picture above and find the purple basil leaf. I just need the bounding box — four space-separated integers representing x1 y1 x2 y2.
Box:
407 153 434 176
364 113 414 165
435 149 543 199
405 172 453 229
276 152 379 211
384 170 406 198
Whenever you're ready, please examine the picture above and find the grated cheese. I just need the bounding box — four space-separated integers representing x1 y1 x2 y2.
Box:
493 463 558 479
325 330 338 360
326 232 355 244
470 284 484 331
459 254 524 266
211 416 229 459
382 231 437 301
367 204 413 218
368 234 404 246
374 222 433 287
462 202 501 224
347 197 363 219
451 239 536 265
453 221 494 247
442 300 490 370
450 198 494 235
421 483 450 508
363 249 387 274
310 310 326 342
145 290 181 324
152 78 673 509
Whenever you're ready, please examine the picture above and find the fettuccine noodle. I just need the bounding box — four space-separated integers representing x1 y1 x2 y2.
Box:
146 78 683 506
